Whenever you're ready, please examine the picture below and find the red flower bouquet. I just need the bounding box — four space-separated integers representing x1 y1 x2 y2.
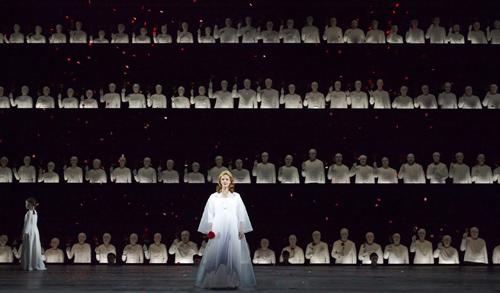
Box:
207 231 216 239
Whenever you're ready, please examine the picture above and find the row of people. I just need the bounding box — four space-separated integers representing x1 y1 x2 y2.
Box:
1 227 499 265
1 151 499 184
2 17 500 44
2 81 500 109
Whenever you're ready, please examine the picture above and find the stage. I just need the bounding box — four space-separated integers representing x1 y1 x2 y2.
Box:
1 265 499 292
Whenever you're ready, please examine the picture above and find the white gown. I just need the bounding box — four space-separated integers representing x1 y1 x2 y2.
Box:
21 210 46 271
196 192 256 289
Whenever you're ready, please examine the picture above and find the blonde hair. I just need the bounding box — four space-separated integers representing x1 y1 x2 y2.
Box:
216 170 235 192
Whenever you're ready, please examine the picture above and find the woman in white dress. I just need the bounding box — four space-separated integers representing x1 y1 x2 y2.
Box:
21 197 46 271
196 170 256 289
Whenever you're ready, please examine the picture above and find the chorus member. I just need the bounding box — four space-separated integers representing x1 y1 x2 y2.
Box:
13 156 36 183
449 152 471 184
158 159 179 183
49 24 67 43
132 27 151 44
35 86 55 109
43 237 64 263
487 20 500 44
91 30 109 44
197 27 215 43
230 159 251 184
387 25 403 44
169 231 199 264
209 80 234 108
27 25 46 43
38 162 59 183
468 22 487 44
331 228 357 264
447 24 465 44
111 24 129 43
184 162 206 183
301 149 325 183
406 19 425 43
323 17 343 43
327 153 350 184
493 245 500 264
0 235 13 263
122 233 144 264
95 233 116 264
258 21 279 43
110 155 132 183
384 233 409 264
69 21 87 43
64 156 83 183
347 80 368 108
366 20 385 43
279 19 301 43
350 155 375 184
438 82 458 109
461 227 488 264
147 84 167 108
392 86 414 109
458 86 482 109
80 89 98 108
252 152 276 184
304 82 325 109
171 86 190 108
144 233 168 264
482 84 500 108
471 154 493 184
233 79 258 108
426 152 449 184
100 83 121 108
301 16 320 43
11 85 33 108
425 17 446 44
214 18 238 43
257 78 280 109
122 83 146 108
343 19 365 43
154 25 172 43
253 238 276 264
207 156 228 183
237 17 258 43
0 157 13 183
410 228 433 264
414 85 437 109
58 88 79 108
9 24 25 43
278 155 300 184
280 234 305 264
279 84 302 109
190 86 210 108
0 87 9 108
358 232 383 264
326 81 348 108
85 159 107 184
176 22 193 43
433 235 459 264
374 157 398 184
398 153 426 183
369 79 390 109
66 232 91 263
305 231 330 264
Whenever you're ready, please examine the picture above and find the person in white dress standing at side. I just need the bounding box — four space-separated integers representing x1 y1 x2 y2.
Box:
20 197 46 271
196 170 256 289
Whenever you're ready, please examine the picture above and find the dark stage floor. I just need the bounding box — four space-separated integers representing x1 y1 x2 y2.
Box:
1 265 500 292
